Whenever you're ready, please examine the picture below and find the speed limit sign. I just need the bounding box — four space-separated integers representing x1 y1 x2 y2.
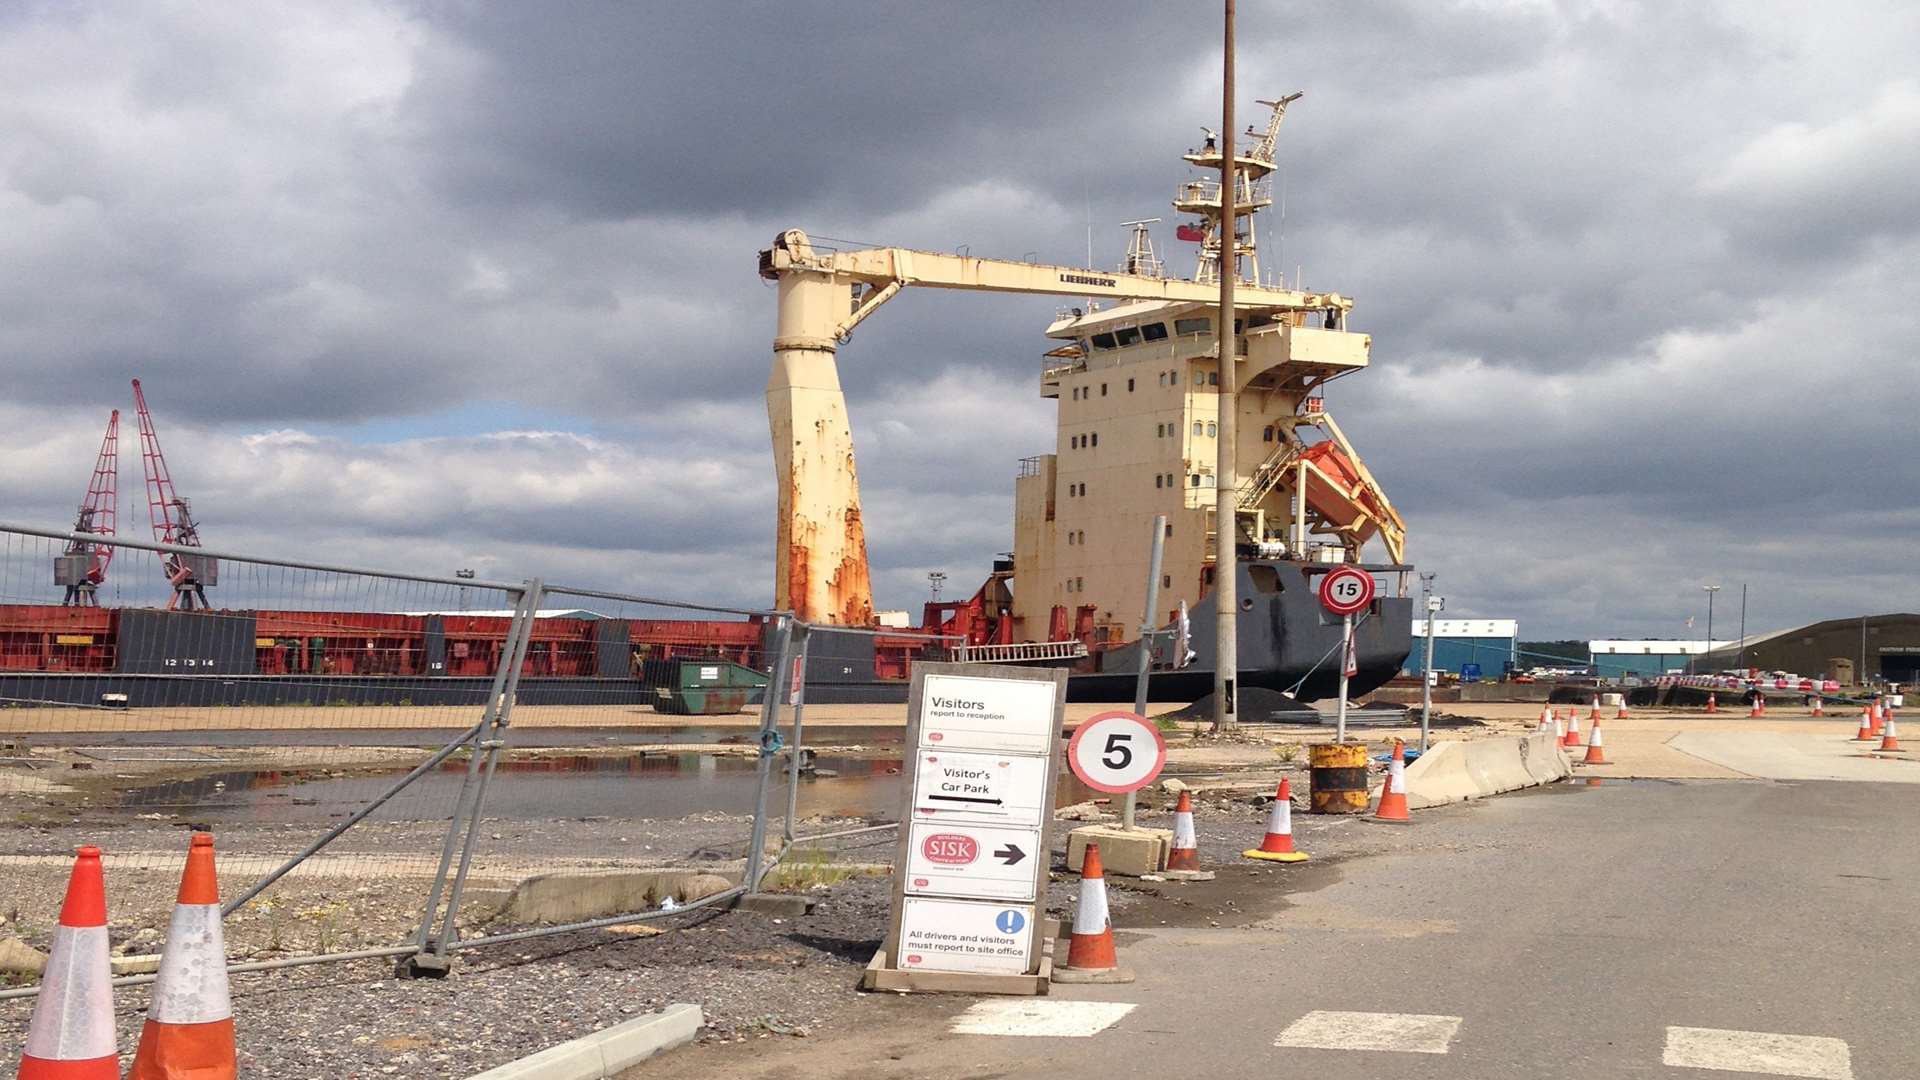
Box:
1317 565 1376 617
1066 710 1167 794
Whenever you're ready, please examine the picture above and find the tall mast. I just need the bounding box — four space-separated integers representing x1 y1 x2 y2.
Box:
1212 0 1238 733
132 378 211 610
58 410 119 606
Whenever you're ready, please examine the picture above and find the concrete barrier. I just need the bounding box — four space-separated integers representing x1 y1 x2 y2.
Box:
498 869 737 925
465 1004 702 1080
1401 733 1571 810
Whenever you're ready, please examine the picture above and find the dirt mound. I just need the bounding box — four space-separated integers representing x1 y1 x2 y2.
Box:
1160 686 1330 724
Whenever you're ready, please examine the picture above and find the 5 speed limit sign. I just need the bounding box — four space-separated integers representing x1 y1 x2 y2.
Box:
1316 565 1375 617
1066 711 1167 794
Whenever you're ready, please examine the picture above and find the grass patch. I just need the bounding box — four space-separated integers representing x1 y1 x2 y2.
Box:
764 848 877 892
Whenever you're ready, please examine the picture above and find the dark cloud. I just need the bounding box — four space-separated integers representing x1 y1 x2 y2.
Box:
1 0 1915 634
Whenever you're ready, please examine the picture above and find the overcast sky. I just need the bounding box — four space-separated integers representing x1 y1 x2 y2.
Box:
1 1 1915 640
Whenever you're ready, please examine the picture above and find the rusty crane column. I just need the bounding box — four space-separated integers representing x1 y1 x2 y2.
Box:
767 259 875 626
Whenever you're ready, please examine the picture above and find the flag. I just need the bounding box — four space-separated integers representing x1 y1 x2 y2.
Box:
1342 623 1358 678
1175 222 1207 242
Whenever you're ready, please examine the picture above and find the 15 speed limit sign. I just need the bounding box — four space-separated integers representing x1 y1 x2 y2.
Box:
1066 710 1167 794
1316 565 1375 617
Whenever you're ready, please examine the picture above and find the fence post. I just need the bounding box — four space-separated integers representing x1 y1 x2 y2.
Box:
400 581 542 978
783 622 812 844
743 614 794 893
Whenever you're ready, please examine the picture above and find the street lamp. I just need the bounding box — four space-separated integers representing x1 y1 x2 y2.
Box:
456 568 476 613
1702 585 1721 676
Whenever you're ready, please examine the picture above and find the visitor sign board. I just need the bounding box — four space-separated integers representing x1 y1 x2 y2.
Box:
868 663 1067 995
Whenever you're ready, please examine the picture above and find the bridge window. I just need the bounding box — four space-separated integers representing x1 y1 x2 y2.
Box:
1090 332 1117 350
1263 425 1275 442
1192 421 1203 436
1206 421 1217 437
1208 372 1219 386
1100 383 1108 396
1113 326 1141 347
1193 371 1205 386
1174 317 1210 336
1163 574 1172 589
1090 432 1098 447
1142 322 1169 342
1127 378 1135 392
1155 475 1163 489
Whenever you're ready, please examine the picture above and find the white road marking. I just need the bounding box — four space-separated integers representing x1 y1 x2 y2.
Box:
1274 1010 1462 1054
949 999 1136 1038
1664 1026 1853 1079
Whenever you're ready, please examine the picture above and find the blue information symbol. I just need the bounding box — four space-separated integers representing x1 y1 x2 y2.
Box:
995 909 1026 935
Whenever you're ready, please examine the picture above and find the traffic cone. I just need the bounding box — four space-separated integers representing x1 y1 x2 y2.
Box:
1758 694 1768 717
17 846 117 1080
1536 704 1552 733
1053 843 1132 983
1879 710 1903 753
1552 710 1566 741
1588 695 1603 725
1616 696 1630 720
1856 707 1876 741
1706 692 1718 714
1870 702 1885 736
1582 720 1609 765
129 833 235 1080
1564 711 1584 749
1748 695 1763 718
1373 741 1411 823
1163 790 1215 880
1243 779 1309 863
1810 697 1824 717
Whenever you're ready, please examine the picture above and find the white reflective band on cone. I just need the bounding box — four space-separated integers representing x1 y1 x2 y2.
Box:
1271 799 1292 834
1072 877 1109 936
1592 727 1605 747
149 902 232 1025
1387 760 1406 794
1172 812 1196 850
24 925 115 1060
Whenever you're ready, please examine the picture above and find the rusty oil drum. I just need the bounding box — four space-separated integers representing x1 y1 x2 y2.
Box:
1308 742 1371 814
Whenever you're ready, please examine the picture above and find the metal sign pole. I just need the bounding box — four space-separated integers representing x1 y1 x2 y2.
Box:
1126 514 1168 831
1336 613 1352 743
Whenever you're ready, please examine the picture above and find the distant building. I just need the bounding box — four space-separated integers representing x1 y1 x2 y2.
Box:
1587 639 1734 679
1693 613 1920 686
1405 619 1517 679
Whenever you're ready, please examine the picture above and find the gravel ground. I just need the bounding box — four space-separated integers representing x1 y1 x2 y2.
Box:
0 759 1479 1078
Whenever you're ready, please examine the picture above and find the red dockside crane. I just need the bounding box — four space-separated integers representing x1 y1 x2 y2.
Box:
131 378 216 610
56 410 120 606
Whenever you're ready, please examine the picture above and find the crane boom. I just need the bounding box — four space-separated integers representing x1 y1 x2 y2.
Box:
57 410 119 606
757 229 1357 624
131 378 213 610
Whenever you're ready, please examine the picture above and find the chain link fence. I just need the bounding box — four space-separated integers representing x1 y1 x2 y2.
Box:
0 521 933 998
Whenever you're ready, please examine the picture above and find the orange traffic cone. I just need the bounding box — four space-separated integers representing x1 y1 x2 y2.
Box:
1163 790 1214 880
17 847 117 1080
1748 695 1763 718
1856 707 1877 741
129 833 235 1080
1373 741 1411 823
1880 710 1903 753
1243 779 1309 863
1564 711 1584 749
1536 704 1552 733
1552 710 1566 741
1758 695 1768 717
1810 697 1824 718
1582 720 1610 765
1053 843 1131 983
1870 702 1885 736
1706 692 1718 714
1615 696 1630 720
1588 695 1603 725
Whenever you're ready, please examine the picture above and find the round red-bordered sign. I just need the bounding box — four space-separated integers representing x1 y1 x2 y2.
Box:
1066 710 1167 794
1317 565 1376 617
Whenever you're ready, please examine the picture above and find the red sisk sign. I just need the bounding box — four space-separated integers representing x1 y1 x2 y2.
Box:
921 832 980 865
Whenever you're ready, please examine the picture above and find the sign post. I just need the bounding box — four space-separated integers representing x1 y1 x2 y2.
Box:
1317 566 1376 744
865 663 1067 995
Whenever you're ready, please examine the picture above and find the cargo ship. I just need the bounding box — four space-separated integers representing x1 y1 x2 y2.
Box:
0 101 1412 711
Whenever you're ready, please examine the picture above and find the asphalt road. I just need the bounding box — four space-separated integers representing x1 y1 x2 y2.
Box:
660 778 1917 1079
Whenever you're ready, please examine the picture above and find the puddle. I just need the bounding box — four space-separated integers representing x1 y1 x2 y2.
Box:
90 751 1126 824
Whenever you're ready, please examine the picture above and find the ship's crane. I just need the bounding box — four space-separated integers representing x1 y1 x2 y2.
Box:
55 410 120 607
131 378 215 610
757 231 1355 624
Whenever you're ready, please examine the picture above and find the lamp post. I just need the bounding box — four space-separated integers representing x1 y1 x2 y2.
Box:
1702 584 1721 676
456 568 475 612
1419 573 1440 753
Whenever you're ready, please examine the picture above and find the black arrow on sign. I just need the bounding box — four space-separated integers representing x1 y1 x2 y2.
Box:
928 794 1003 806
994 843 1026 866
